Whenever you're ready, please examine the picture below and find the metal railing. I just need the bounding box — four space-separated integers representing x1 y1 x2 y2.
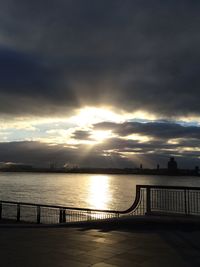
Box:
1 185 200 224
145 185 200 216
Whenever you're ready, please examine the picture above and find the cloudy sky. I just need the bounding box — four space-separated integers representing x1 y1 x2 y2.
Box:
0 0 200 168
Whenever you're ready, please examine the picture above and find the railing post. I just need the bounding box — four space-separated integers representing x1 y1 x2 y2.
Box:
146 187 151 215
17 204 20 222
187 190 190 215
62 209 66 223
184 189 187 215
0 202 2 220
184 189 190 215
37 206 41 224
87 211 91 221
59 209 63 223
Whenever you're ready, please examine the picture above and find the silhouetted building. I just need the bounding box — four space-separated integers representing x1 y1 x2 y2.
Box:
140 164 143 169
168 157 178 171
195 166 199 175
157 164 160 170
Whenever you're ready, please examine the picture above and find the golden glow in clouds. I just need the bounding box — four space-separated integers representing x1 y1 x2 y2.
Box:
68 107 127 126
91 130 113 142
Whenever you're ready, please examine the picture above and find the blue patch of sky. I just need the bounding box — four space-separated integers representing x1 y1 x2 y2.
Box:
2 121 75 142
175 121 200 127
35 121 75 132
5 129 41 142
3 118 200 143
127 118 152 123
128 118 200 127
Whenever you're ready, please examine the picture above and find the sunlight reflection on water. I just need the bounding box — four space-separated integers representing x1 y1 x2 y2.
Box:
87 175 112 209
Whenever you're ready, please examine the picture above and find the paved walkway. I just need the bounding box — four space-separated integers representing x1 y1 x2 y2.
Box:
0 222 200 267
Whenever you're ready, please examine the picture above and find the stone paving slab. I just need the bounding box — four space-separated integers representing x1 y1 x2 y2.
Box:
0 225 200 266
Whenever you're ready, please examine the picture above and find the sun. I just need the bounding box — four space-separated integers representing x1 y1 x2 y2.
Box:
68 107 125 127
91 130 113 142
65 106 123 145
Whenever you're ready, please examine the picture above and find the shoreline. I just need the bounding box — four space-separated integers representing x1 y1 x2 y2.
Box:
0 169 199 177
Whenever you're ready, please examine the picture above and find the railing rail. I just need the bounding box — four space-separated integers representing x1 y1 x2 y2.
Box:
1 185 200 224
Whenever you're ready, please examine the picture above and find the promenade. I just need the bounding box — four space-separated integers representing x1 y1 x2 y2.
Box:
1 218 200 267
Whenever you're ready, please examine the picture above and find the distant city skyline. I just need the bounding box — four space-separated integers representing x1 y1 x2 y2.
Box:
0 1 200 168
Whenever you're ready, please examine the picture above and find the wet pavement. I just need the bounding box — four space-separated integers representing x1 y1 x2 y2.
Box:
0 222 200 267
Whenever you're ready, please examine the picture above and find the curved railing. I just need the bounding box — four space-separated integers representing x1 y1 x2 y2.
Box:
1 185 200 224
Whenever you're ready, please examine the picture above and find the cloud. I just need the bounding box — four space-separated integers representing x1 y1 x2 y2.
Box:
1 119 200 168
0 141 134 168
0 1 200 168
72 130 92 140
0 1 199 117
94 121 200 140
0 138 200 169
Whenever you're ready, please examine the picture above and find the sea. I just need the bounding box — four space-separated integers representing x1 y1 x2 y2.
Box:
0 172 200 210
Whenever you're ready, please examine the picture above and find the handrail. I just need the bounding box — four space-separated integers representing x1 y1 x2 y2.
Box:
2 184 200 224
1 185 200 215
138 185 200 190
0 200 119 213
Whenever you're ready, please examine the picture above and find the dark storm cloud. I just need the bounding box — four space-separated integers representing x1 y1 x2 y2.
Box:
0 141 76 166
0 0 199 116
66 121 200 168
0 138 200 169
94 121 200 140
0 141 133 168
0 46 78 115
73 121 200 154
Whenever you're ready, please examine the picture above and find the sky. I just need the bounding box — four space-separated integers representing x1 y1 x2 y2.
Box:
0 0 200 169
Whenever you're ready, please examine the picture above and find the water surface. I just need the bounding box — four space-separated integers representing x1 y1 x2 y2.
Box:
0 173 200 210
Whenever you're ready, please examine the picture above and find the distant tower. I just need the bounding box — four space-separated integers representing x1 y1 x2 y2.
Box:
168 157 178 171
157 164 160 170
140 164 143 169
